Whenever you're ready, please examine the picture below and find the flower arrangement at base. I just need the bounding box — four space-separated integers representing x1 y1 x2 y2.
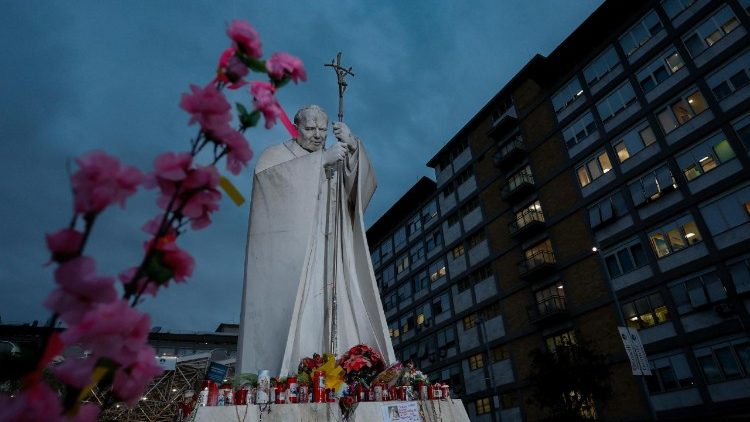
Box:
337 344 385 387
297 352 345 393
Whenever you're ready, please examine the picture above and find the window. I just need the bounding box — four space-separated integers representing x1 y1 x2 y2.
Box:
576 150 613 188
443 183 455 197
546 330 577 352
535 284 566 315
480 301 502 321
371 247 381 268
620 10 664 57
451 244 465 259
695 339 750 383
622 292 670 329
436 326 456 348
396 253 410 274
414 271 429 293
432 293 450 315
597 82 637 123
450 138 469 160
682 5 741 58
700 185 750 235
384 292 397 311
382 265 395 287
499 393 518 410
563 111 598 149
645 353 695 393
584 45 620 85
649 215 703 258
463 313 476 329
468 353 484 370
475 397 492 415
670 271 727 314
455 166 474 186
388 321 399 338
429 258 447 282
628 164 676 207
467 231 485 249
393 226 407 250
460 196 481 216
552 76 584 114
677 132 736 181
410 243 426 265
400 314 413 334
439 364 463 393
492 96 514 122
656 88 709 134
733 114 750 151
604 241 649 279
491 345 509 362
397 281 412 302
381 237 393 260
421 199 439 225
613 122 657 162
636 49 685 93
524 239 554 260
506 165 534 191
446 213 461 228
426 229 442 253
661 0 698 20
741 0 750 14
706 50 750 101
457 278 472 292
470 265 493 284
407 213 422 236
415 302 432 327
589 190 628 228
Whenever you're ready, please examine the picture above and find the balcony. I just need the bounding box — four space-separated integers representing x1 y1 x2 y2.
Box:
508 209 545 239
527 295 568 324
501 173 535 202
488 104 518 141
494 136 526 169
518 250 556 279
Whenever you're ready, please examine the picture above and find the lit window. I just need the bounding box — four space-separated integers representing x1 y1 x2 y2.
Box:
545 330 577 352
613 121 657 163
396 254 410 274
648 215 703 258
451 244 465 259
576 150 613 188
619 10 664 57
475 397 492 415
677 132 736 181
682 5 741 58
657 88 709 134
491 346 509 362
429 259 447 282
636 48 685 93
463 314 476 330
468 353 484 370
622 292 670 329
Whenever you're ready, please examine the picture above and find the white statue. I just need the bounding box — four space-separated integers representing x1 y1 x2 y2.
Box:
237 105 395 376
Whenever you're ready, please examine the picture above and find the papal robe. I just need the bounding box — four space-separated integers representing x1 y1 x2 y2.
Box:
237 138 395 376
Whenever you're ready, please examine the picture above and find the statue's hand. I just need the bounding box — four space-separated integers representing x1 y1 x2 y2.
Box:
323 142 348 167
333 122 357 151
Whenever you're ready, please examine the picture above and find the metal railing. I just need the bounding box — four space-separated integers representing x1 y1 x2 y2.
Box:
509 209 545 234
518 250 556 275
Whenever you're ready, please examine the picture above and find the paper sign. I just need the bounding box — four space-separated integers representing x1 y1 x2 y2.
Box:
381 402 420 422
155 356 177 371
618 326 651 376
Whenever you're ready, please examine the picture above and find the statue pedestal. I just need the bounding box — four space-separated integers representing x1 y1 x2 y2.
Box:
194 400 470 421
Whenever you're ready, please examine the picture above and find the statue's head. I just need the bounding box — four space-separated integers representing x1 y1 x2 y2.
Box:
294 105 329 152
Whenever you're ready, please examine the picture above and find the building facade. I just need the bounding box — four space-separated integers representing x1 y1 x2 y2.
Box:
366 0 750 420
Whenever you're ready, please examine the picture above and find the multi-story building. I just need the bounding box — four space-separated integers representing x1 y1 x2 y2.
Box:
367 0 750 420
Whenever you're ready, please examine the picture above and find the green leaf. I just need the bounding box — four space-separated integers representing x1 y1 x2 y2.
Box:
240 56 267 73
273 76 291 89
236 102 249 116
239 109 261 129
145 253 174 284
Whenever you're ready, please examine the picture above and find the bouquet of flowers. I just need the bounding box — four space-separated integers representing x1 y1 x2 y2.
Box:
338 344 385 386
297 352 326 386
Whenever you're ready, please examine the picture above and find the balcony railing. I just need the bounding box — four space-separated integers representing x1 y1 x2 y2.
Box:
509 209 545 238
518 250 556 278
494 136 526 168
528 295 568 323
501 172 535 202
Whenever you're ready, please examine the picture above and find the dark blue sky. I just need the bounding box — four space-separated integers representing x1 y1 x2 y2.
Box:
0 0 603 331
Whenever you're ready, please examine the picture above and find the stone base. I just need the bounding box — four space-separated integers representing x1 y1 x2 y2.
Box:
194 400 470 421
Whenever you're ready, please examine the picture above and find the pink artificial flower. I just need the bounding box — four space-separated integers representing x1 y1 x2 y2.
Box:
223 129 253 175
46 228 84 263
226 20 262 58
180 166 221 230
156 235 195 281
0 382 64 422
215 48 249 89
52 357 97 389
71 150 143 215
44 257 118 325
151 152 193 183
60 299 151 368
179 84 232 140
118 267 158 297
141 214 166 236
250 81 281 129
112 345 163 406
266 52 307 83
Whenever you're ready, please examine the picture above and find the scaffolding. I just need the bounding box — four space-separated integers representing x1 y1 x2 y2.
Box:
93 352 212 422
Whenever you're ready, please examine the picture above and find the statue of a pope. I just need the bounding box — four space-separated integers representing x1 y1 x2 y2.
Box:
237 104 395 376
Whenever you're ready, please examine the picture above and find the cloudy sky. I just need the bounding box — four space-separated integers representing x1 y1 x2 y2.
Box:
0 0 603 331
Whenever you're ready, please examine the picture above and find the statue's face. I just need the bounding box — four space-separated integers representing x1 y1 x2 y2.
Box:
295 110 328 152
